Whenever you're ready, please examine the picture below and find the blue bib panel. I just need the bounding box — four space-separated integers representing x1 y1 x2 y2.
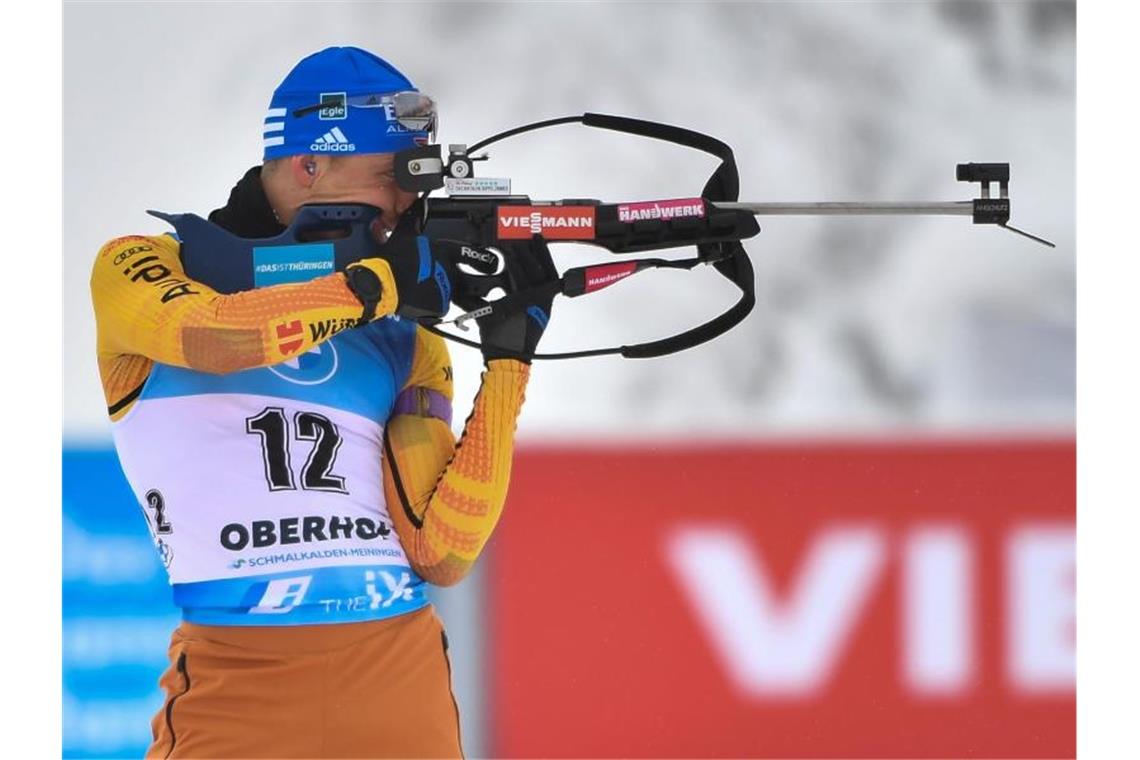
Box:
113 316 430 626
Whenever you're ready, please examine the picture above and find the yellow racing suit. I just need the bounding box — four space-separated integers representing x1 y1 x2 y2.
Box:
90 172 529 757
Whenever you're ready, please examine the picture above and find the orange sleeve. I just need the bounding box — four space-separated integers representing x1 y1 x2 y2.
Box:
403 325 455 398
383 357 529 587
90 233 398 375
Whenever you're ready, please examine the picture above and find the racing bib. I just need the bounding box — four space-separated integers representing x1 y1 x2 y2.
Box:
111 319 430 626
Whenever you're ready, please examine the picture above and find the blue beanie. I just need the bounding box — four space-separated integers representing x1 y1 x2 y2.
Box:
262 46 430 160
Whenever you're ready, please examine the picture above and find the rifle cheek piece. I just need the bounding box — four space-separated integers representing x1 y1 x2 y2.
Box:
148 203 390 295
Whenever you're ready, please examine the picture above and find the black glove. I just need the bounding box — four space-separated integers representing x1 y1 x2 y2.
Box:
477 241 559 364
354 207 454 321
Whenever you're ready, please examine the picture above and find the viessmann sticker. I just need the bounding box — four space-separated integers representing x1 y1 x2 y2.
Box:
616 198 705 223
497 206 596 239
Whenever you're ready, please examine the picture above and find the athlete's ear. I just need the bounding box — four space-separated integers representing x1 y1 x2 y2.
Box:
288 154 322 188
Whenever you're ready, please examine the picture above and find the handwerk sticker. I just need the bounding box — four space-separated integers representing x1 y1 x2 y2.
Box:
582 263 639 294
617 198 706 223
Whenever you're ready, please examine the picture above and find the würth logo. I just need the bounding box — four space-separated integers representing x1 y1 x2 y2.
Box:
497 206 596 240
311 127 355 152
275 320 304 356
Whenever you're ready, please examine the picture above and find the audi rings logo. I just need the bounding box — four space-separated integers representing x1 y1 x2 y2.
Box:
268 343 338 385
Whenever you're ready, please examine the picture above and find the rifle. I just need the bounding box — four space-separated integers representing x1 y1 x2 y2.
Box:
399 113 1053 359
157 112 1053 360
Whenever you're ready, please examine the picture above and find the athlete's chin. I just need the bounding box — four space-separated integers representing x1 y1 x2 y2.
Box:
368 217 394 245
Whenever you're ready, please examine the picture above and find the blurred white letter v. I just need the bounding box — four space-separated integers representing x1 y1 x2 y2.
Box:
665 525 884 697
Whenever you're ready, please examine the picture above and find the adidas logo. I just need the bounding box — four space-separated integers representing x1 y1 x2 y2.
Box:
311 127 355 152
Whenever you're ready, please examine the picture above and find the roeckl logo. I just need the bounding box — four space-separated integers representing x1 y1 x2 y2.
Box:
497 206 596 240
460 246 497 265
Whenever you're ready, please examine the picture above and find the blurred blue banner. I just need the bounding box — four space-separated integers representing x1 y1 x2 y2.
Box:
63 446 178 759
62 445 477 758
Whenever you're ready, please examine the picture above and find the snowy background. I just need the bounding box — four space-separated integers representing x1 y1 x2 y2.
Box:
65 0 1074 442
62 2 1074 757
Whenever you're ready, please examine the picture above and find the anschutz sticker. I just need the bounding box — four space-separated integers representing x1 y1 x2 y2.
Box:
497 206 596 239
445 177 512 195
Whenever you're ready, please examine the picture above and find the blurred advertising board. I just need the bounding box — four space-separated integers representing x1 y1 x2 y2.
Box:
63 447 178 758
489 440 1075 758
61 446 481 757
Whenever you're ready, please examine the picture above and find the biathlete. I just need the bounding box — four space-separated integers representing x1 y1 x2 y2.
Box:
90 46 551 758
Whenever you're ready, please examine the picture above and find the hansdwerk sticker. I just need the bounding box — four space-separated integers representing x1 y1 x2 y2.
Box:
497 206 596 240
617 198 706 223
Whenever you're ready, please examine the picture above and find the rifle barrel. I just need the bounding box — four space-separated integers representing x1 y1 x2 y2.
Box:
713 201 974 217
